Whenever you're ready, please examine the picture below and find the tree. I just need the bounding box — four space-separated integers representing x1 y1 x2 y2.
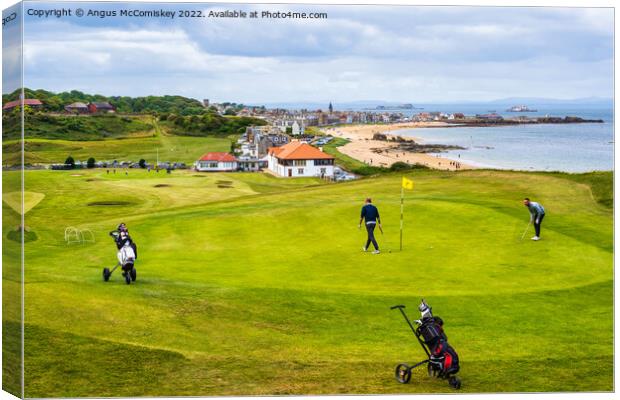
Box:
139 159 146 168
87 157 96 168
65 156 75 169
224 108 237 116
45 96 63 112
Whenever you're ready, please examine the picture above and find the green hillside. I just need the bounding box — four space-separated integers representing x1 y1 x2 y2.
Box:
2 113 266 166
2 113 155 141
158 113 267 137
3 88 208 115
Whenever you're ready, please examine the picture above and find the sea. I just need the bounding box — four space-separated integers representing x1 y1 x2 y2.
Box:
379 104 613 173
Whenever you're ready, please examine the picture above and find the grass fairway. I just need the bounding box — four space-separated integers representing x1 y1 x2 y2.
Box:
4 168 612 396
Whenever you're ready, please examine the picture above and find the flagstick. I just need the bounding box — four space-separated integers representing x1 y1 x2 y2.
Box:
400 185 404 251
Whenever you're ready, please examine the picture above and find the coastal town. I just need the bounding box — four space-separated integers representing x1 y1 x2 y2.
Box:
4 95 605 178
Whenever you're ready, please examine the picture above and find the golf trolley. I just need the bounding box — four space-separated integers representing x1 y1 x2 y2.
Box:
391 303 461 390
103 231 137 285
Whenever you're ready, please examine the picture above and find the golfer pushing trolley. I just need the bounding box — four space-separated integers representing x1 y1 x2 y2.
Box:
103 223 138 284
359 197 382 254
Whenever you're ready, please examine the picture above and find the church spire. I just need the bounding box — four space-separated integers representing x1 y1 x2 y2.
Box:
328 102 333 113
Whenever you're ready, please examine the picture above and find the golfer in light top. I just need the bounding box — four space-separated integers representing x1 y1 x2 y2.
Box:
524 198 545 241
359 198 381 254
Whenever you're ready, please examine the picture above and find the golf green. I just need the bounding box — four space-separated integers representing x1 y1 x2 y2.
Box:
2 168 613 396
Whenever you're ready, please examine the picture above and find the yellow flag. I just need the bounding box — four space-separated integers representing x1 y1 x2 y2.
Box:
402 177 414 190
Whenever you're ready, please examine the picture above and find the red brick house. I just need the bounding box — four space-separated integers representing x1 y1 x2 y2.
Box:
88 102 115 113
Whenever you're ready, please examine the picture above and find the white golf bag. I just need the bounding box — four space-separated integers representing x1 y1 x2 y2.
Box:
117 242 136 268
105 228 138 284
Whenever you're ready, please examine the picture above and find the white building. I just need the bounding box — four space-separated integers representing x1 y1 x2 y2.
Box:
194 152 238 172
267 141 335 178
291 120 305 136
239 137 259 158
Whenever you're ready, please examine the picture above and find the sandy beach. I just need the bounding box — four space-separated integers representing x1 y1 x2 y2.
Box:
321 123 475 171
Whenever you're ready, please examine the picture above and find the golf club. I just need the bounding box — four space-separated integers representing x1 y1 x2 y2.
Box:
520 221 531 240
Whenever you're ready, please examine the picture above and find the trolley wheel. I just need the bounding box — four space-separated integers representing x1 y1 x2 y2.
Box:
103 268 110 282
395 363 412 384
448 376 461 390
125 271 131 285
130 267 137 282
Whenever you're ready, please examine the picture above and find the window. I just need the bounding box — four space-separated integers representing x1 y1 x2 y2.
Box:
315 159 333 166
320 168 327 174
297 168 304 175
293 160 306 166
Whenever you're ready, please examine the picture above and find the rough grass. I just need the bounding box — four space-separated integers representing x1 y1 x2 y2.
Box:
2 168 612 396
556 171 613 208
3 114 154 141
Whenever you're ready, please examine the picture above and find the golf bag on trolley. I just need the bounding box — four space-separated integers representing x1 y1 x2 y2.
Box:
117 240 136 271
103 224 138 284
391 300 461 389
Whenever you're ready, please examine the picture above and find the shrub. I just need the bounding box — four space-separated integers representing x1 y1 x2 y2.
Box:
390 161 431 172
352 165 387 176
390 161 411 171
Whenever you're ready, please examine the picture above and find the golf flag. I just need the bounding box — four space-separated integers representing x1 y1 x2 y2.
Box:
399 176 414 251
402 177 414 190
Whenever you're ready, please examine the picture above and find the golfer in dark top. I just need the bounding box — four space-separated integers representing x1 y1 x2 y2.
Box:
524 198 545 241
359 198 381 254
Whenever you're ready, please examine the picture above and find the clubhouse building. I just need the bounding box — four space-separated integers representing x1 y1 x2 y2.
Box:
267 141 335 178
195 152 238 172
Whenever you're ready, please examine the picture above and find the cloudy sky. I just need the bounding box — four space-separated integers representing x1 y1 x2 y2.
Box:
11 2 615 103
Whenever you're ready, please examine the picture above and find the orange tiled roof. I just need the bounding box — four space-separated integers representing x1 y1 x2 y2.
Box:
269 141 333 160
198 152 237 162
